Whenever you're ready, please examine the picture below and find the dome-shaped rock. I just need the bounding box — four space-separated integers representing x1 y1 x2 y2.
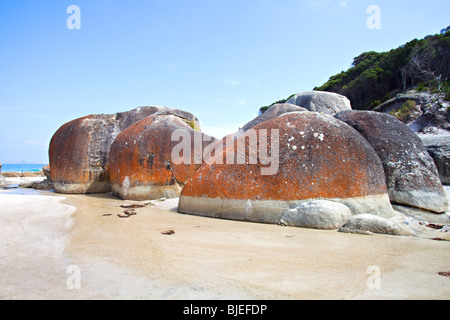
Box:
178 112 394 225
109 114 215 201
49 106 200 194
240 103 307 133
286 91 352 115
335 110 448 213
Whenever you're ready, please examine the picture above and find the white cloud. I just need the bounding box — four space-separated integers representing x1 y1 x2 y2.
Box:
302 0 350 8
24 140 43 145
224 79 240 86
238 100 247 105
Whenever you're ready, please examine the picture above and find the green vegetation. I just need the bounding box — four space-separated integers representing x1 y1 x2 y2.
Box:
183 119 201 132
416 79 450 100
259 94 295 114
260 26 450 113
389 100 417 122
444 81 450 101
315 26 450 109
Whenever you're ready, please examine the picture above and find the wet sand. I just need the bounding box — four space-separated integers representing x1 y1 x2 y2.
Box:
1 178 449 300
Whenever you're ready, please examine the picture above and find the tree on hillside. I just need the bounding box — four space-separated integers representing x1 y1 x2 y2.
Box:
314 27 450 109
259 26 450 113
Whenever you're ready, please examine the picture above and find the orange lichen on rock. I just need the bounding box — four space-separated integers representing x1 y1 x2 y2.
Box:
179 112 394 223
109 114 215 201
49 106 200 194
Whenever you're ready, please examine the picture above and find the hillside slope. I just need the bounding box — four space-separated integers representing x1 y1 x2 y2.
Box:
260 26 450 113
315 26 450 110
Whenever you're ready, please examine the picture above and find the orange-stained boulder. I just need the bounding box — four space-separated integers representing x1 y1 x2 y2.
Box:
109 114 216 200
49 106 200 194
335 110 448 213
178 112 395 224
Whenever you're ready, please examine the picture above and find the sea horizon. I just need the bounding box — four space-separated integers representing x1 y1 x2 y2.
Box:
1 163 48 173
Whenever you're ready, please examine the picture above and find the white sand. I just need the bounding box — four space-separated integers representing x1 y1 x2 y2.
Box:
0 192 76 299
0 178 449 300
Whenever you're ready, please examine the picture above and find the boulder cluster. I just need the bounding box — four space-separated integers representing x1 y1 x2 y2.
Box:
49 92 449 235
49 106 204 198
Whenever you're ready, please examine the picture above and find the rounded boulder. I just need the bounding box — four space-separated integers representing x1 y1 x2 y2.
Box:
178 112 394 225
109 114 215 201
286 91 352 115
335 110 448 213
49 106 199 194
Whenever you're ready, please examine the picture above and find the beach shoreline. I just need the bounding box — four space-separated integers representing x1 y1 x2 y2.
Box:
0 176 449 300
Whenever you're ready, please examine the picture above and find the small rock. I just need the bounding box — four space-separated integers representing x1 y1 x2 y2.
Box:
279 200 352 230
1 175 9 188
42 165 51 180
339 214 414 236
19 179 53 190
161 229 175 235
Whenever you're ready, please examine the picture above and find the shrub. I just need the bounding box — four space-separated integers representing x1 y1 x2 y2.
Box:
259 94 295 114
369 100 381 109
443 81 450 101
183 119 201 131
391 100 417 121
416 82 428 92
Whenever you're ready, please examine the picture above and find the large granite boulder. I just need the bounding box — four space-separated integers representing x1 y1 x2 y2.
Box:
241 103 307 132
178 112 394 225
420 135 450 185
109 114 215 201
335 110 448 213
286 91 352 115
49 106 200 194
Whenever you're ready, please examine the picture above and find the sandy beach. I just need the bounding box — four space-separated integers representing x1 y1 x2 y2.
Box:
0 177 449 300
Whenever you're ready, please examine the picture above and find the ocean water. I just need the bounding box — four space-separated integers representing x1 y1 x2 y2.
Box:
1 164 48 173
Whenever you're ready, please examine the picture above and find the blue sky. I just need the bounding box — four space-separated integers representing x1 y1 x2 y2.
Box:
0 0 449 163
